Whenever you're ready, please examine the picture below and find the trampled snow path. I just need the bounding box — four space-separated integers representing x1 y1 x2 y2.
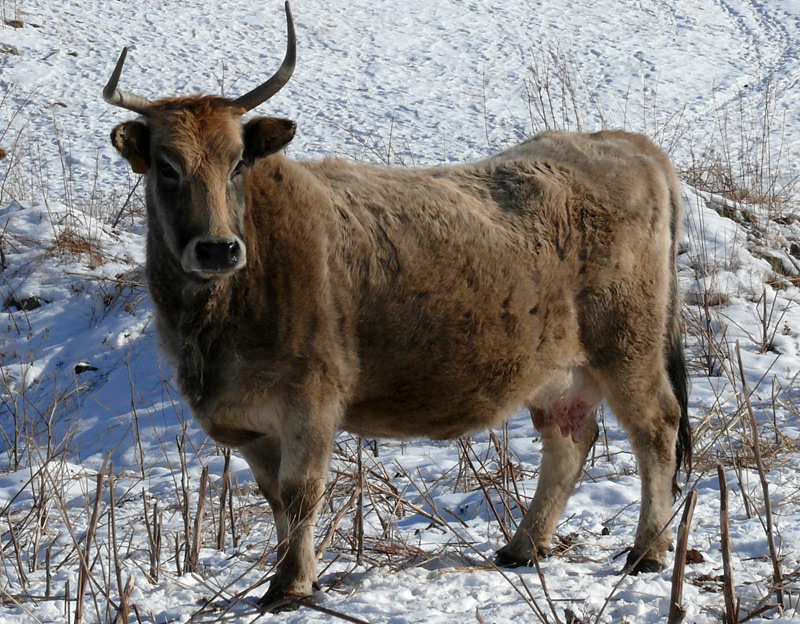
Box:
2 1 800 622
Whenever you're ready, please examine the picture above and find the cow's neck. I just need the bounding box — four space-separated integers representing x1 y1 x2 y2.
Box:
146 230 242 405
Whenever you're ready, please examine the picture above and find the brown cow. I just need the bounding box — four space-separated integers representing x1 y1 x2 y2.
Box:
104 2 690 610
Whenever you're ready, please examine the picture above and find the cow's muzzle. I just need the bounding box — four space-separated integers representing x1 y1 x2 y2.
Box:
182 237 247 276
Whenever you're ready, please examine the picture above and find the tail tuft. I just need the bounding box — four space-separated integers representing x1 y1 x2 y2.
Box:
668 330 691 497
666 187 692 498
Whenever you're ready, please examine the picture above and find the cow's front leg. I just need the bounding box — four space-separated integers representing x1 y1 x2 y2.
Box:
258 401 338 611
239 436 289 562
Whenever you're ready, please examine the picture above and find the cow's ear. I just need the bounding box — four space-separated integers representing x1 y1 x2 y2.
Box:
242 117 296 164
111 121 150 174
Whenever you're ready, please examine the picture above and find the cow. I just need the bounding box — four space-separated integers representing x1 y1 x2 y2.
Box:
104 2 691 610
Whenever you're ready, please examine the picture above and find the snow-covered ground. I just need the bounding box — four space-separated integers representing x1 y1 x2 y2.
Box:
2 1 800 622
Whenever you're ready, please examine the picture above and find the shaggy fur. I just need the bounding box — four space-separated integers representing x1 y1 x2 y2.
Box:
110 96 691 608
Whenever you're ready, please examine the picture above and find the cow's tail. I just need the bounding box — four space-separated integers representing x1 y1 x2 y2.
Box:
665 185 692 497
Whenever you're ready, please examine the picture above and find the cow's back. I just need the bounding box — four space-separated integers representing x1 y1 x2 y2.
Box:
492 130 677 209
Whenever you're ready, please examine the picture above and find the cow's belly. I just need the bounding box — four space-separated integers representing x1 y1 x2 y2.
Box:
343 321 588 439
342 393 521 439
343 361 601 440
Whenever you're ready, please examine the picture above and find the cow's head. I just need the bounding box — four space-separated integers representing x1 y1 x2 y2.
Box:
105 2 296 279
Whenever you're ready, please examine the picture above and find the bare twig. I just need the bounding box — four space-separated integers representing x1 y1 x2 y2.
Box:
142 489 161 582
217 450 231 550
6 512 28 587
75 471 104 624
735 342 784 609
532 549 562 624
355 437 364 565
108 463 130 624
718 465 738 624
668 489 698 624
188 465 209 574
458 438 511 541
112 577 135 624
316 486 362 560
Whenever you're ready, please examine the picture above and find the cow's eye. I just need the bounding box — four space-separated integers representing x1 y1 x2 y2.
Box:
230 160 245 180
157 160 179 180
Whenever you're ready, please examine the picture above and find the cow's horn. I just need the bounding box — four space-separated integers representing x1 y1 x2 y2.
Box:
234 1 296 111
103 47 153 114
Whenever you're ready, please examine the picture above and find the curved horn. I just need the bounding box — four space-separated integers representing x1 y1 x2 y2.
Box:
103 47 153 114
234 1 296 111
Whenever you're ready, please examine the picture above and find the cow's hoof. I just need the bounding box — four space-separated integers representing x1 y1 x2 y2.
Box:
494 545 549 568
258 598 300 614
624 551 665 575
257 585 311 613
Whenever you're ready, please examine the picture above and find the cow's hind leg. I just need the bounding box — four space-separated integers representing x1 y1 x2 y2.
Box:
603 371 681 573
496 404 598 567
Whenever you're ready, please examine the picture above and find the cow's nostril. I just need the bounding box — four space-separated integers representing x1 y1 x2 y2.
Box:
193 240 243 272
196 244 212 264
227 241 240 265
